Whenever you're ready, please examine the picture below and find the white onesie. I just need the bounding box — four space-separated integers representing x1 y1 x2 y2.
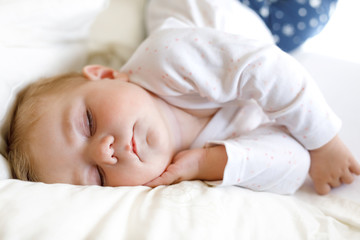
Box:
120 0 341 194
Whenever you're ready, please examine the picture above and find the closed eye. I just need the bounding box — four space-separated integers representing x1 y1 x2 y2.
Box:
86 109 96 136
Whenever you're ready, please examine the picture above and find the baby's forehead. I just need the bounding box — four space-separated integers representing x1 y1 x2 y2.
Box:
27 77 85 123
43 75 88 97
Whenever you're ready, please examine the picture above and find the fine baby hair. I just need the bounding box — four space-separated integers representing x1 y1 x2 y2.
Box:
7 72 85 181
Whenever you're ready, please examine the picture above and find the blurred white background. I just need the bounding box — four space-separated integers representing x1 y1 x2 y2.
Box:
303 0 360 64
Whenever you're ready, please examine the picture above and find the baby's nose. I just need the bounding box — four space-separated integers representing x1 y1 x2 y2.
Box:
94 135 117 165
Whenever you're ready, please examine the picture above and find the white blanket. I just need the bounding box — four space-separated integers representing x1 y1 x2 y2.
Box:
0 177 360 239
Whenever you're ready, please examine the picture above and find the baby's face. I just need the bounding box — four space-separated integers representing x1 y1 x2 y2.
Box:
30 69 177 186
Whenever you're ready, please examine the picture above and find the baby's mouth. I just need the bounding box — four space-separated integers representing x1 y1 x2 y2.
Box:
131 125 142 162
132 135 137 156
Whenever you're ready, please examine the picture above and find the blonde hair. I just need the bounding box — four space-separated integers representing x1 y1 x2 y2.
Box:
6 72 86 181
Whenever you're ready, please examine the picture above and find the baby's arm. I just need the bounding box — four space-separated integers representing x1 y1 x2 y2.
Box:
144 146 227 187
309 135 360 195
146 125 310 195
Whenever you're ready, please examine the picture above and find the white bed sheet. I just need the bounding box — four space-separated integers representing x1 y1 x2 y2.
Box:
0 177 360 240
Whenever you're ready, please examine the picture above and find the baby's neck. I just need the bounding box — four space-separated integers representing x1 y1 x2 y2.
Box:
153 96 212 152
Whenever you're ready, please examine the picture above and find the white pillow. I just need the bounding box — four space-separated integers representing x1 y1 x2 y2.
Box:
87 0 147 69
0 155 11 180
0 0 110 179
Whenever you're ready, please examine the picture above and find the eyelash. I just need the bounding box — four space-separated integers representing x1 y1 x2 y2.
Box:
86 109 95 136
86 110 102 185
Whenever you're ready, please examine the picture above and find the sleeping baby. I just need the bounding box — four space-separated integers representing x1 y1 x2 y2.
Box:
6 0 359 195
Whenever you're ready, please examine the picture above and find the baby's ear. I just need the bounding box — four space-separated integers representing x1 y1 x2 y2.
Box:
82 65 128 81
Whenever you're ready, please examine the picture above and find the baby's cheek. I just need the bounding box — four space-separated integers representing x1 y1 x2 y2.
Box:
145 126 170 150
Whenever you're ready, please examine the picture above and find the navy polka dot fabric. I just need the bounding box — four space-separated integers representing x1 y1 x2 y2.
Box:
239 0 338 52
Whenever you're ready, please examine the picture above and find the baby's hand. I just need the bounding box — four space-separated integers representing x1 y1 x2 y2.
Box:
144 146 227 188
309 135 360 195
144 148 206 187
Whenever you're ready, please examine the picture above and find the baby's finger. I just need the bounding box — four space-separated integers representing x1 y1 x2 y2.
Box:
340 169 354 184
144 171 178 188
144 179 167 188
314 182 331 195
329 178 342 188
349 160 360 175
